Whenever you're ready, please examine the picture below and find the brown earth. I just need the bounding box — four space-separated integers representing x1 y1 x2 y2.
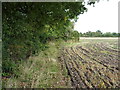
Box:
59 41 119 88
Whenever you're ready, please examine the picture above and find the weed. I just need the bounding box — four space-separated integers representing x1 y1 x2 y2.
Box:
2 42 70 88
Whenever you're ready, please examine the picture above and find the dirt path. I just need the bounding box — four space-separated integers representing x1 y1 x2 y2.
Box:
60 41 119 88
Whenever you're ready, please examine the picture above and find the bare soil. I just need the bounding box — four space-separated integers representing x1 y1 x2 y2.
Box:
59 40 119 88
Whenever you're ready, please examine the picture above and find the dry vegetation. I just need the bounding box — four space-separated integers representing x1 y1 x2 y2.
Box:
2 38 119 88
2 42 71 88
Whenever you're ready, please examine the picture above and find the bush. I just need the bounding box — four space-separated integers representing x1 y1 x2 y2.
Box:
2 59 20 77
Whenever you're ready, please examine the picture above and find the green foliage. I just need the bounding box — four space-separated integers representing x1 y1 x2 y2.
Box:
80 30 119 37
3 2 87 59
2 59 20 77
2 2 88 78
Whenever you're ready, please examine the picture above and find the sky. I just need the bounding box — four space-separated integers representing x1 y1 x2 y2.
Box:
74 0 120 33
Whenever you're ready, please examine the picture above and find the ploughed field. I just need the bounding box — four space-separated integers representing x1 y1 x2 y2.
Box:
60 38 119 88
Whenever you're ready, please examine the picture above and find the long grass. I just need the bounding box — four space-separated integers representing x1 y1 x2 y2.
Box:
2 41 71 88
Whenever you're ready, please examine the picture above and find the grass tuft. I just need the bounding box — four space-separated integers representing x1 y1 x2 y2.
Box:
2 41 70 88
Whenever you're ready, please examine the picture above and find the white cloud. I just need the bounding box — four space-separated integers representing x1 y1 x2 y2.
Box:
74 0 119 33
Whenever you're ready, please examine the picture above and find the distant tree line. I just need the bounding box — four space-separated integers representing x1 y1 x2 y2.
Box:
79 30 120 37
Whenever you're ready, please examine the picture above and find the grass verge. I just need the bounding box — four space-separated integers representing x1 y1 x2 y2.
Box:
2 41 71 88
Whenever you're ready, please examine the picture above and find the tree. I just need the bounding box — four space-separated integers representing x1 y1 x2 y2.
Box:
94 30 102 37
3 2 88 61
1 1 106 77
79 30 119 37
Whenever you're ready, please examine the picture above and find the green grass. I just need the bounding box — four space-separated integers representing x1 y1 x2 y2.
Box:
2 41 71 88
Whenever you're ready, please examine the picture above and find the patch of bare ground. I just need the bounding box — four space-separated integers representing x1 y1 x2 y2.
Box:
60 40 119 88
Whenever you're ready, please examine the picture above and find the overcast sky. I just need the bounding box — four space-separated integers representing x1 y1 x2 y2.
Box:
74 0 119 33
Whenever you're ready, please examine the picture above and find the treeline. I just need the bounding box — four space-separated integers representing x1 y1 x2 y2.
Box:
2 2 87 76
79 30 120 37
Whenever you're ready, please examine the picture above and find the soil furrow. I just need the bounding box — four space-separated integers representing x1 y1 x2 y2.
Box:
63 48 92 88
60 41 119 88
77 46 118 72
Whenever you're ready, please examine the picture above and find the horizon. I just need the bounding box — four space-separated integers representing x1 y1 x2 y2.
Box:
75 30 120 34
